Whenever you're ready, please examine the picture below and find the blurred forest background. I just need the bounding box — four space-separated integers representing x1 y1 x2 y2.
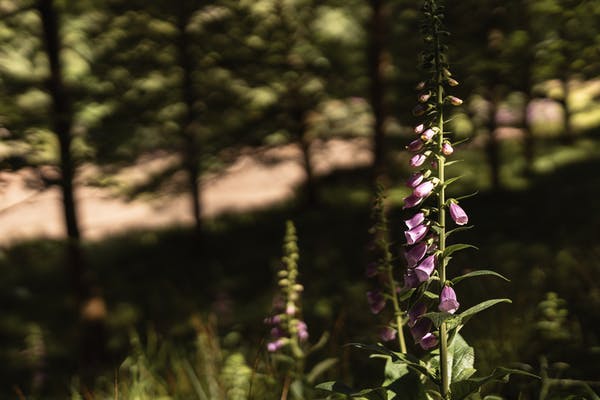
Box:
1 0 600 398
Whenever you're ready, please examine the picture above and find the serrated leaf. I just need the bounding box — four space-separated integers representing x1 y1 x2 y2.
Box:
443 244 478 258
427 334 475 385
450 367 540 400
459 299 512 322
306 357 338 384
452 270 510 285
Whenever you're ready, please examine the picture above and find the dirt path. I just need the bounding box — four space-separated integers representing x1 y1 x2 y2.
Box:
0 138 371 245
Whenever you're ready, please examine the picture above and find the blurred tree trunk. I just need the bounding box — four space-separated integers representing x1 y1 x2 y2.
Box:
176 2 202 235
485 91 501 191
559 79 573 144
368 0 388 183
293 103 318 207
37 0 106 371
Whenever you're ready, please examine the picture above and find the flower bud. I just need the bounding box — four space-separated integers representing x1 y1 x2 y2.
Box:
380 326 397 342
407 139 424 152
414 124 425 134
409 153 427 168
421 128 436 141
286 304 296 315
293 284 304 292
447 78 459 86
412 104 427 116
447 96 463 106
406 172 424 188
366 290 386 314
277 270 288 277
278 279 289 286
418 91 432 103
442 142 454 155
415 81 426 90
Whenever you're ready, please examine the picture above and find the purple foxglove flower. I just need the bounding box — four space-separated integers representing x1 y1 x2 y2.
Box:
404 224 428 245
421 128 435 141
406 172 424 188
439 285 460 314
366 262 378 278
407 139 424 152
419 332 439 350
380 326 397 342
403 270 420 289
414 254 435 282
405 241 428 268
448 96 463 106
413 180 434 198
267 338 286 352
442 142 454 155
410 153 427 167
296 320 309 342
414 124 425 134
367 290 386 314
402 194 423 209
271 326 284 338
408 302 427 327
264 314 282 325
449 202 468 225
410 318 432 341
404 212 425 229
412 104 426 116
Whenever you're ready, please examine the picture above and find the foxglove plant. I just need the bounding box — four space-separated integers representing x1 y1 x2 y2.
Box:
265 221 336 400
318 1 536 398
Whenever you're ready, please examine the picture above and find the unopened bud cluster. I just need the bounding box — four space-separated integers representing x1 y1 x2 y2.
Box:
265 221 309 354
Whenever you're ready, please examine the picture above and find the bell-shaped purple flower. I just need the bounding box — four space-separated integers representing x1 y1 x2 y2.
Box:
406 172 424 188
414 254 435 282
403 269 420 289
404 224 428 245
410 318 432 341
404 212 425 229
410 153 427 168
413 180 434 198
405 241 428 268
439 285 460 314
380 326 397 342
367 290 386 314
408 302 427 328
449 202 468 225
419 332 439 350
402 194 423 209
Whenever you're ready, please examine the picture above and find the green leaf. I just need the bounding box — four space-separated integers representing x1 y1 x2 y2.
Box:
315 381 386 399
450 367 540 400
452 270 510 285
448 335 476 382
445 160 463 166
385 364 429 400
445 225 473 239
459 299 512 322
443 176 462 187
443 244 478 258
306 357 338 384
455 191 478 201
421 311 457 329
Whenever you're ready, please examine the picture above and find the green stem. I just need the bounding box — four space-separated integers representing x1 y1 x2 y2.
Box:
432 4 450 397
386 262 407 353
